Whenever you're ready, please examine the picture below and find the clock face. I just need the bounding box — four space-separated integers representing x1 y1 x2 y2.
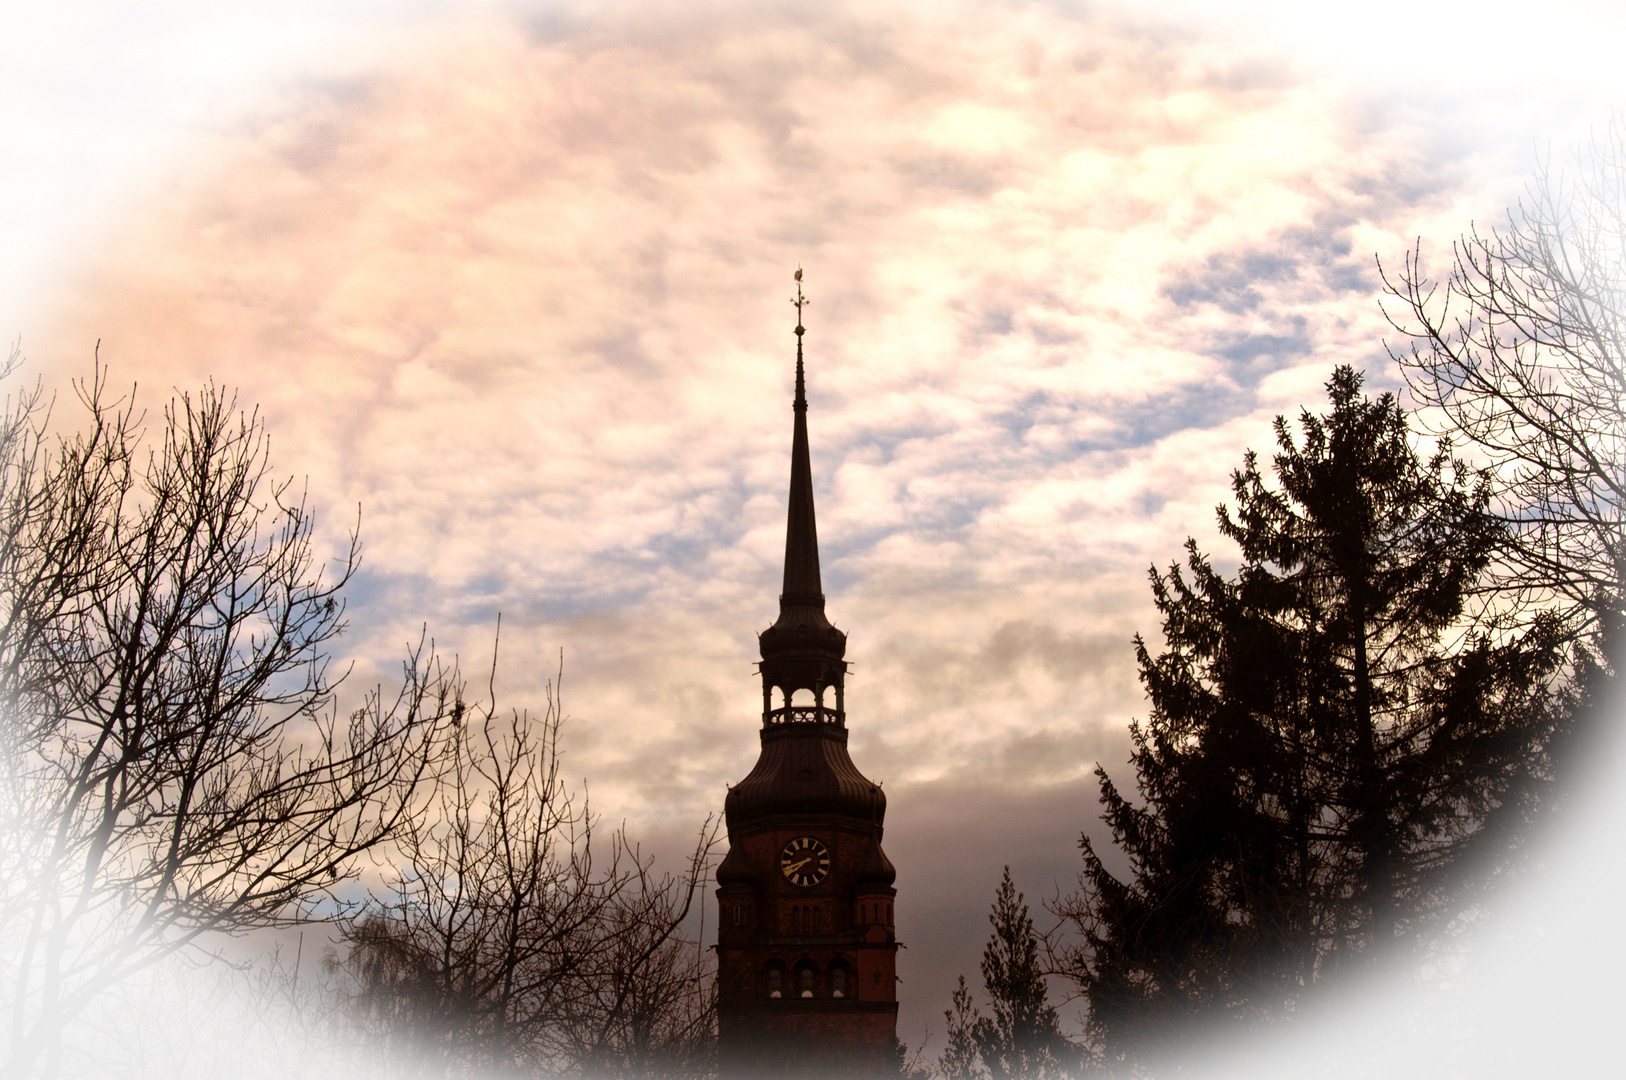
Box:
779 836 831 888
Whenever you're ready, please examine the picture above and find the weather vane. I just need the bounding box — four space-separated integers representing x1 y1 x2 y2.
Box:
792 267 808 337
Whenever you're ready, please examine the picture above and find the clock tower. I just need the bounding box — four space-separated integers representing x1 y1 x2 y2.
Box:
714 275 899 1076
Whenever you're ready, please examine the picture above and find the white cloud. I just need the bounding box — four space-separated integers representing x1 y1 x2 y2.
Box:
20 0 1550 858
9 0 1621 1057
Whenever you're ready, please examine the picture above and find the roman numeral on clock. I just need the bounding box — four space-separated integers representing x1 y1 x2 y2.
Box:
779 835 831 887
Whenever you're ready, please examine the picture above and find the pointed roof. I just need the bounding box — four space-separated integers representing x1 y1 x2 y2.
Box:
759 272 845 671
780 302 823 605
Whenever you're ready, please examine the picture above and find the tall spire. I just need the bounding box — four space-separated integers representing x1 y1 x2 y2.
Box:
758 269 847 727
782 268 823 606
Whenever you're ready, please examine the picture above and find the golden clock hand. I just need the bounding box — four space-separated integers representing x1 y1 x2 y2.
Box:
785 856 811 873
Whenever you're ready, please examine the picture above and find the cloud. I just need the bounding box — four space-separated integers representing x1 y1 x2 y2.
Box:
18 0 1604 1051
31 0 1495 817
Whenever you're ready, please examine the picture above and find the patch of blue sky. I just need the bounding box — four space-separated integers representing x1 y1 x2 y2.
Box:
1135 488 1170 519
1213 322 1315 375
623 523 738 576
346 568 495 629
866 483 993 541
984 388 1064 445
816 547 874 601
329 565 399 620
346 558 630 628
1163 233 1367 316
457 570 510 603
822 418 965 471
1055 383 1254 453
481 565 654 622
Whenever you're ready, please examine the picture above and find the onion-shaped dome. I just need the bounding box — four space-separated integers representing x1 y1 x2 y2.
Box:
758 602 847 664
724 727 885 831
854 837 897 887
714 843 761 888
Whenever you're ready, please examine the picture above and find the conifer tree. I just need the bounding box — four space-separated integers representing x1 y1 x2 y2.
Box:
941 868 1073 1080
1054 367 1563 1066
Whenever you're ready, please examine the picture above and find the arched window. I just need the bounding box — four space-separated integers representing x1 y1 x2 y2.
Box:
767 966 783 999
799 966 815 998
831 965 847 998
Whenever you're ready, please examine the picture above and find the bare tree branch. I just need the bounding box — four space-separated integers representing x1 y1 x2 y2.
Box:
1381 118 1626 653
0 360 459 1077
328 653 720 1079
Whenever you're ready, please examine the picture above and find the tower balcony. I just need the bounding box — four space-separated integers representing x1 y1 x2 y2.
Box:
764 704 845 726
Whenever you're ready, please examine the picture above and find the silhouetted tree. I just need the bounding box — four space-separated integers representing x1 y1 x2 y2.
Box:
1381 121 1626 809
0 356 459 1078
1053 367 1563 1068
328 652 717 1079
941 868 1073 1080
1381 118 1626 656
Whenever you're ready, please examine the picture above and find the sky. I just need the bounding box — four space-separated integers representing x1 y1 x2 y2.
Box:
2 0 1624 1072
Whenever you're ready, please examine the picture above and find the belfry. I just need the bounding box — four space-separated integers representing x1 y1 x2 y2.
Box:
714 273 899 1076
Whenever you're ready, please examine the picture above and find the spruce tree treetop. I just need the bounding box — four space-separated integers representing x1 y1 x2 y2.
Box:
1054 366 1563 1069
941 868 1073 1080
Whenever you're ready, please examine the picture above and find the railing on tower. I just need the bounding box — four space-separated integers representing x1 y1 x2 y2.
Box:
764 704 844 726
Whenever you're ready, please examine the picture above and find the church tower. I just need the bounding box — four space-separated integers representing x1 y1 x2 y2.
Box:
714 274 899 1076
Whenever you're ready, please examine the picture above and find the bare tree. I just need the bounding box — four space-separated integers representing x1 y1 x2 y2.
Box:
0 359 458 1077
1381 118 1626 654
329 648 718 1079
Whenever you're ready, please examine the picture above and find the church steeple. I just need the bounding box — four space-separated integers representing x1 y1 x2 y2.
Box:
715 274 898 1076
781 272 822 605
758 269 847 727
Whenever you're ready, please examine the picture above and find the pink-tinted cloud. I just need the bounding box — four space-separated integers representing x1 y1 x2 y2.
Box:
16 0 1619 1055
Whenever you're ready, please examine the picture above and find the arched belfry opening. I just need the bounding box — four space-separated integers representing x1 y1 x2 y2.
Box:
714 273 899 1077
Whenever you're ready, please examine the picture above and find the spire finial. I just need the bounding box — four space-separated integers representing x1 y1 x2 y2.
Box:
791 268 808 410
